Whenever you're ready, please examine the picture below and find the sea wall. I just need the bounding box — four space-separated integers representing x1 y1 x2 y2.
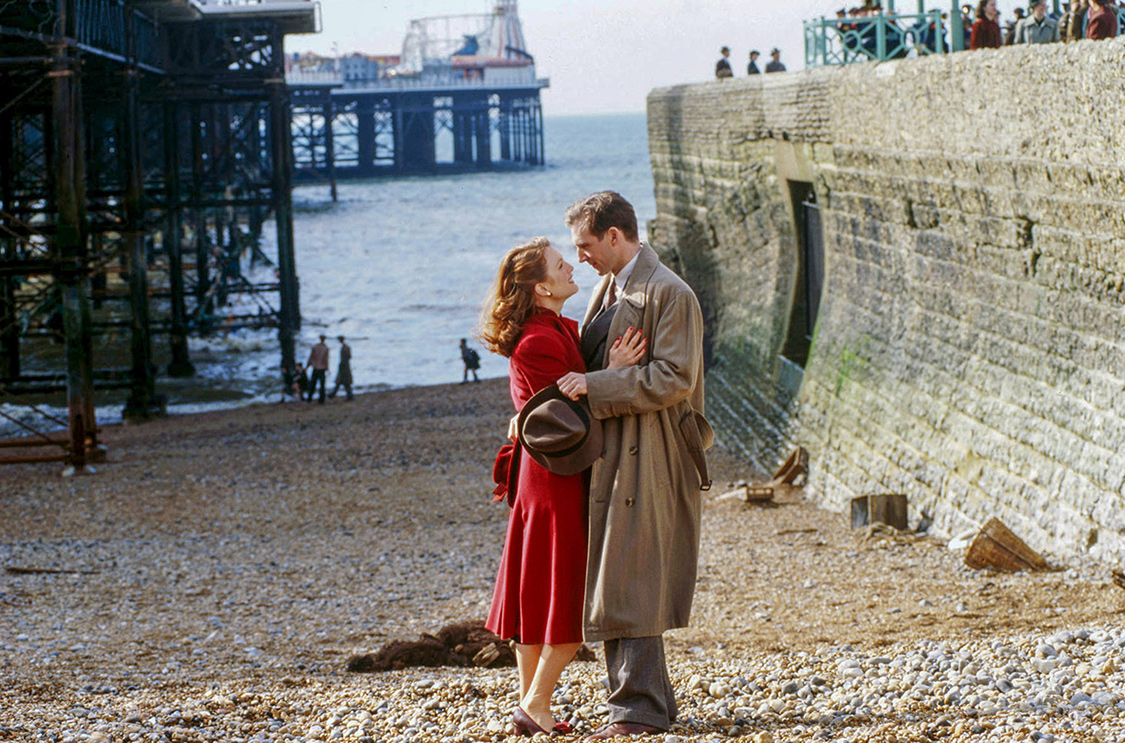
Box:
647 38 1125 559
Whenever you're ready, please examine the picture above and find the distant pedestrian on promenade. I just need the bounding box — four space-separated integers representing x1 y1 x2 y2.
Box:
1015 0 1060 43
1003 7 1026 44
1086 0 1119 39
1062 0 1088 41
714 46 733 78
329 335 353 400
747 49 761 74
480 237 644 736
970 0 1003 49
961 3 975 43
459 338 481 383
306 334 329 404
765 47 787 72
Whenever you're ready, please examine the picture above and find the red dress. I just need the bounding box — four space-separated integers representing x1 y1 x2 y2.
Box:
485 309 588 645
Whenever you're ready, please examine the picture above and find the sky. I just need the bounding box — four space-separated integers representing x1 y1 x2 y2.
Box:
290 0 1033 116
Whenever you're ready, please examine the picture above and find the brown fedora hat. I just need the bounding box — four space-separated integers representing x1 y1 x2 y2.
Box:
517 384 603 476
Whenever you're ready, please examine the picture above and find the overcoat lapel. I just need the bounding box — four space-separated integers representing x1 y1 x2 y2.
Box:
581 244 661 365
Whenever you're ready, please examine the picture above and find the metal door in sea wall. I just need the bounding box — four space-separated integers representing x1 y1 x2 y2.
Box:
781 182 824 369
801 191 824 347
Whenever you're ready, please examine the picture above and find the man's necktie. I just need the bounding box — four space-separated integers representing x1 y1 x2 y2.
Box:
603 280 618 310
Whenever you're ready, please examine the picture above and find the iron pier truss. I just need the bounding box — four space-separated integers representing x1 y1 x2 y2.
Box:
0 0 319 469
288 84 548 183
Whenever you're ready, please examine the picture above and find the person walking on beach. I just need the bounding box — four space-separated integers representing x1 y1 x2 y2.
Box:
329 335 353 400
556 191 712 739
480 237 644 736
306 334 329 404
460 338 481 383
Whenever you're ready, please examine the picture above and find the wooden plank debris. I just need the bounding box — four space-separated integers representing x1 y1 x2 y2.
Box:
717 483 775 504
745 486 774 502
772 447 807 486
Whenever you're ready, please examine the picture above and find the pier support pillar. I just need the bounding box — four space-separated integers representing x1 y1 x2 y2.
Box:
357 99 376 176
534 99 545 166
269 77 299 381
452 95 473 165
164 100 195 378
0 276 17 380
475 104 491 168
323 92 338 201
0 113 18 381
190 105 212 329
121 70 163 421
401 95 436 173
51 49 98 471
498 96 512 161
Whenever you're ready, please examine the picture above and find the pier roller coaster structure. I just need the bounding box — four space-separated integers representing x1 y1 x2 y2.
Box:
0 0 319 470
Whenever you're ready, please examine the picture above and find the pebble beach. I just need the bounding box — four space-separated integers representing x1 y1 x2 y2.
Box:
2 378 1124 742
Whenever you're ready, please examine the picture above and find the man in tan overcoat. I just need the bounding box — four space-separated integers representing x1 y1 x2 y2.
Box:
557 191 712 739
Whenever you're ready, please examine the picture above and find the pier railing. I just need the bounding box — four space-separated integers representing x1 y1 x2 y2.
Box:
287 66 549 91
805 10 948 67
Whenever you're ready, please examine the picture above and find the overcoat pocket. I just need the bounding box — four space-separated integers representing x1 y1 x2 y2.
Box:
677 403 713 490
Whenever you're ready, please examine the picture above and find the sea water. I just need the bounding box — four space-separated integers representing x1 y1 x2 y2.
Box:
283 111 655 392
1 113 655 433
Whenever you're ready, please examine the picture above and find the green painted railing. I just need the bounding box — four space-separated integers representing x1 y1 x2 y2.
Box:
806 1 1122 68
805 10 950 67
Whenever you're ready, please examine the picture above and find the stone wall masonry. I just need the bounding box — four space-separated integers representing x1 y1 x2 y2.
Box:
647 38 1125 560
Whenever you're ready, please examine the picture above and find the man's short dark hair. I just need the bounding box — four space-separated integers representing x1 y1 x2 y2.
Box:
565 191 639 242
720 46 730 54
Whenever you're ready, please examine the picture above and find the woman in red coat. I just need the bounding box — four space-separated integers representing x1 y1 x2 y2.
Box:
970 0 1003 48
479 237 643 735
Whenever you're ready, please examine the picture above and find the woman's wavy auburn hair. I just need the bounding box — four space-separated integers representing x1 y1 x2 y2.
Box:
478 237 550 358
